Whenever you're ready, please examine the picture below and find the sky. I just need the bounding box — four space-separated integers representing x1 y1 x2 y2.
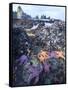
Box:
13 4 65 21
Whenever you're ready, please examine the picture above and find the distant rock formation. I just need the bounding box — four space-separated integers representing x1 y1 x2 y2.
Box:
16 6 31 19
17 6 23 19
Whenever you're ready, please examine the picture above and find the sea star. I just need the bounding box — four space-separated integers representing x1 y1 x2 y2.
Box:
55 51 65 59
37 50 49 63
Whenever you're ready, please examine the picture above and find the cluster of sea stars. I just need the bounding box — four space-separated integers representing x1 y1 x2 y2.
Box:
37 50 64 63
